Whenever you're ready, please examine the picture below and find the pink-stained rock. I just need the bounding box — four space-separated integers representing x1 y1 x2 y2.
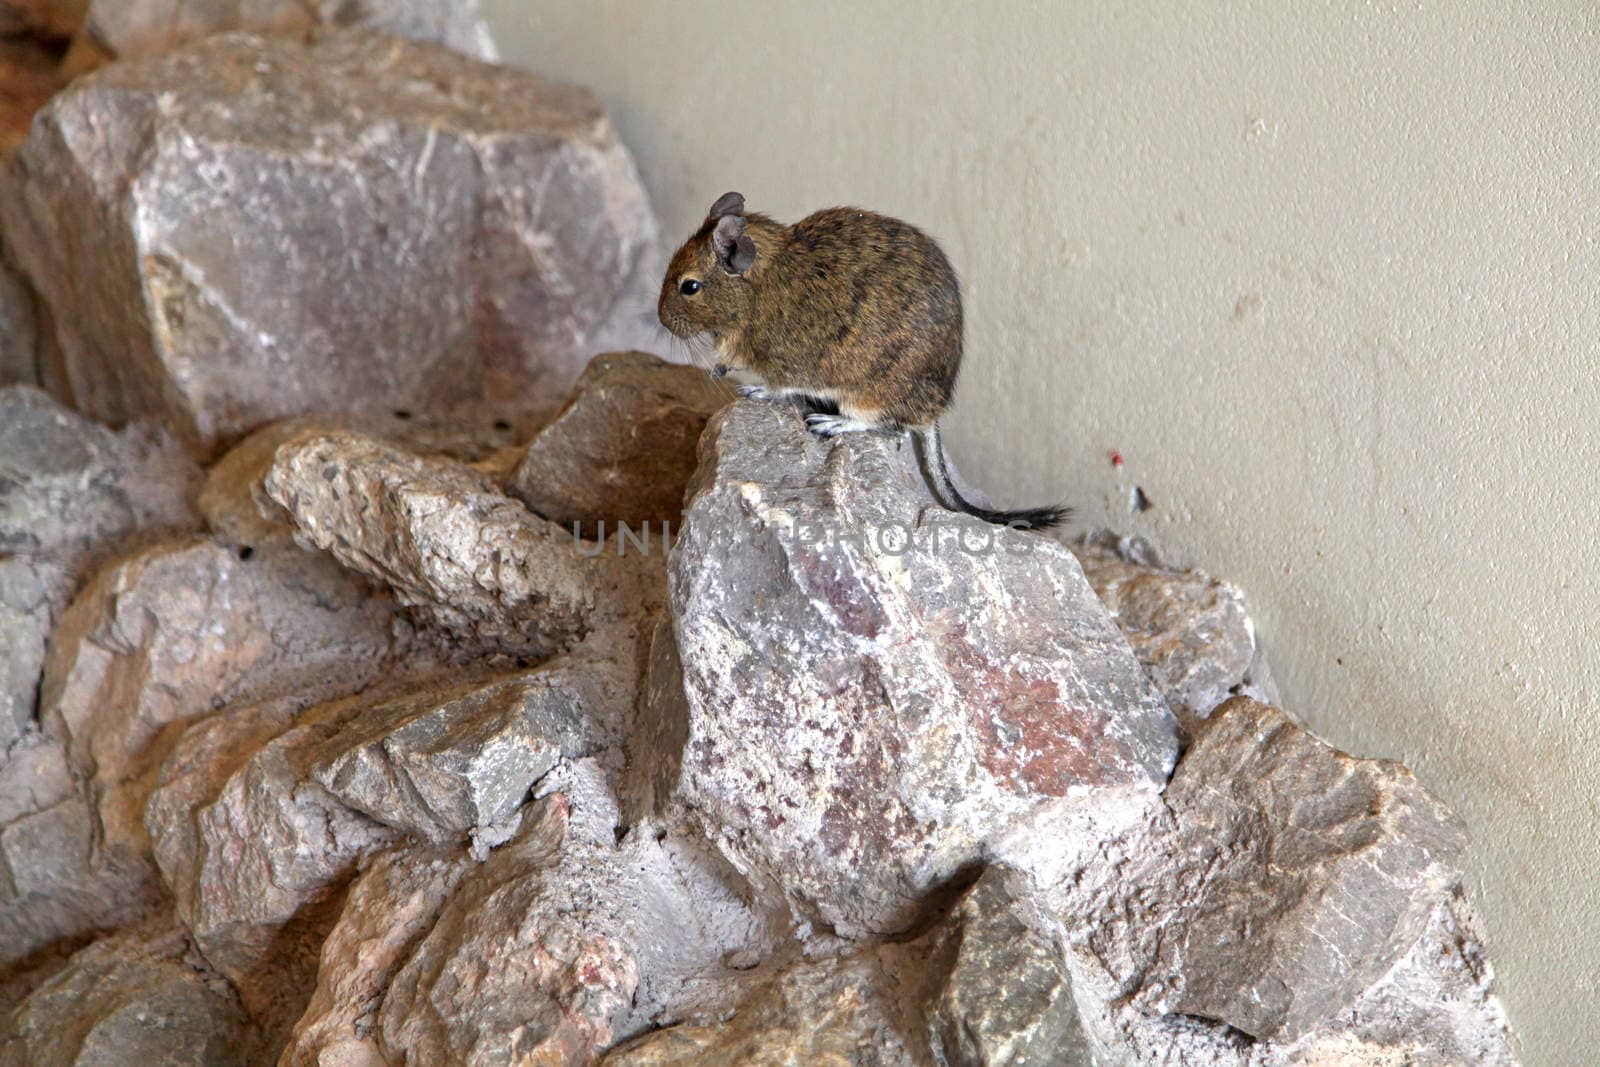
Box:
277 844 474 1067
655 398 1180 937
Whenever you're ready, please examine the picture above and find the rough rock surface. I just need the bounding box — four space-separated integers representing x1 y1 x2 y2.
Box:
278 844 472 1067
0 385 199 566
74 0 496 66
0 921 248 1067
0 555 68 745
1072 530 1268 720
1282 890 1516 1066
11 538 406 969
929 868 1089 1066
266 429 660 657
200 412 540 552
376 761 777 1065
1069 696 1471 1044
3 29 657 455
660 398 1180 936
0 731 148 971
510 350 732 538
0 256 44 385
607 866 1080 1067
605 948 926 1067
42 539 404 851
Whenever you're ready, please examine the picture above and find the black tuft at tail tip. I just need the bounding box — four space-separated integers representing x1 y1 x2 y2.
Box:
971 504 1070 531
1009 505 1071 531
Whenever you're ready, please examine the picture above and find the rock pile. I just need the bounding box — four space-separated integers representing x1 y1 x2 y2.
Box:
0 7 1516 1066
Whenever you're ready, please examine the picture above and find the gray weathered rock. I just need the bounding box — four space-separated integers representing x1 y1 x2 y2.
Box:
1070 696 1470 1044
659 399 1179 937
509 350 732 539
12 538 405 969
377 760 778 1064
1279 889 1515 1066
604 948 926 1067
310 663 619 846
0 920 248 1067
144 692 403 1033
377 788 636 1064
144 630 648 1046
41 538 405 857
200 412 539 554
74 0 495 66
0 385 199 566
4 29 657 455
607 870 1076 1067
0 733 149 971
0 253 45 385
0 555 69 746
929 868 1089 1066
266 429 662 658
1071 531 1262 720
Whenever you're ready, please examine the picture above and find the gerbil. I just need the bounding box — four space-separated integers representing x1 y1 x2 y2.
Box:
657 191 1065 530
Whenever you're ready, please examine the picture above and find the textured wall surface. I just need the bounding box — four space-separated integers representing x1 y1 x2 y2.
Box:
483 2 1600 1060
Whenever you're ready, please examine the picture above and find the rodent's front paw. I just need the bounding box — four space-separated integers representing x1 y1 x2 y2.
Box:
737 385 772 400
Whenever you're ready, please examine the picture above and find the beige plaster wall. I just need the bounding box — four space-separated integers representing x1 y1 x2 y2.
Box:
484 1 1600 1059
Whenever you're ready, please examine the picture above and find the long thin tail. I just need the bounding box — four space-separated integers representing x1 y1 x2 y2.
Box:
913 424 1068 531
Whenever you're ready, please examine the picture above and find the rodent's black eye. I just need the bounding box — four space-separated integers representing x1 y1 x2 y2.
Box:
679 278 702 296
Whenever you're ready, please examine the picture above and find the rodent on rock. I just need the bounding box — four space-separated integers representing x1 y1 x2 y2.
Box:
657 191 1066 530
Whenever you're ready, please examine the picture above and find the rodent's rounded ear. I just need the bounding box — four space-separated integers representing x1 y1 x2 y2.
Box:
708 191 745 219
712 215 758 274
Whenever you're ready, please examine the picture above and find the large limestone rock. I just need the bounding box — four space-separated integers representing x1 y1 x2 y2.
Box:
13 538 406 967
0 385 199 566
607 865 1082 1067
509 350 732 539
604 949 927 1067
0 921 248 1067
42 539 405 851
143 632 650 1045
0 386 197 746
3 29 658 456
265 429 661 658
74 0 496 67
1279 890 1515 1066
658 399 1180 937
198 411 537 552
1065 696 1477 1049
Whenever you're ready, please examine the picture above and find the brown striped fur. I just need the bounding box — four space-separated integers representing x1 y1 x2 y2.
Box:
657 195 960 429
658 192 1065 529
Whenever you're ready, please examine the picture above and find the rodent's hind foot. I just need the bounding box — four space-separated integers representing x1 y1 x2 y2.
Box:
805 413 882 438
